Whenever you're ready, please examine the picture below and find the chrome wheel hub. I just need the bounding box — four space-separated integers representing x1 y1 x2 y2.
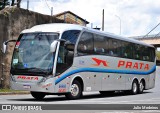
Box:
139 82 144 92
70 84 79 97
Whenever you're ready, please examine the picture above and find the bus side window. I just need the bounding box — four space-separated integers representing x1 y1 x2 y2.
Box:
121 42 133 59
110 39 119 57
141 46 150 61
134 44 143 60
77 32 94 55
94 34 106 54
61 30 80 44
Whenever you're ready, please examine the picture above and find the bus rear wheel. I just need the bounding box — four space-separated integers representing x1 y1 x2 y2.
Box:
138 80 145 94
65 80 82 100
30 91 46 100
130 80 138 95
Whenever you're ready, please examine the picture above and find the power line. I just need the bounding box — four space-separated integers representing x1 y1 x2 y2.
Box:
44 0 53 16
154 31 160 38
143 22 160 38
44 0 51 10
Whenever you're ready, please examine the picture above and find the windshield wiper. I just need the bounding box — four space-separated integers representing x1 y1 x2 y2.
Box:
25 68 52 75
11 68 52 76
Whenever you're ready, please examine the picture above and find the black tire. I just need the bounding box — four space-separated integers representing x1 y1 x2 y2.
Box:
30 91 46 100
130 80 138 95
65 80 82 100
138 80 145 94
99 91 115 95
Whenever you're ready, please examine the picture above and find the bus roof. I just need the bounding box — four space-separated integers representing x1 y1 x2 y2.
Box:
21 23 154 48
21 23 84 34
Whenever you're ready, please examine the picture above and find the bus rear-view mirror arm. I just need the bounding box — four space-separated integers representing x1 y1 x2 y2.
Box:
50 39 74 52
50 39 67 53
2 39 17 53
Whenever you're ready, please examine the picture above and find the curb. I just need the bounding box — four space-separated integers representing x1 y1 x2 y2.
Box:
0 91 30 95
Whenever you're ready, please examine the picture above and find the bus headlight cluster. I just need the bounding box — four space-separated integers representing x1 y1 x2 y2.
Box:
10 75 16 82
38 76 52 84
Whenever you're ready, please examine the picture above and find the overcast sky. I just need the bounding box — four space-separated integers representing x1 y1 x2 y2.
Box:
20 0 160 37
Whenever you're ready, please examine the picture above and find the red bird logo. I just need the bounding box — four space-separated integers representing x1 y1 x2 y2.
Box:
92 58 109 67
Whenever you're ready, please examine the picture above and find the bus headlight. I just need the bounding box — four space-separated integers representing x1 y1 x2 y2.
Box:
10 75 16 82
37 76 52 84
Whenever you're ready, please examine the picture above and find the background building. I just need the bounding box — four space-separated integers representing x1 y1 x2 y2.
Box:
55 11 89 26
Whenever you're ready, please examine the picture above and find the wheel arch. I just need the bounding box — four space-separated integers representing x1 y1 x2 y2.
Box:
132 77 139 83
71 75 84 91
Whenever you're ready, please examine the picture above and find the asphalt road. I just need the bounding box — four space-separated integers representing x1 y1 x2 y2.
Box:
0 67 160 112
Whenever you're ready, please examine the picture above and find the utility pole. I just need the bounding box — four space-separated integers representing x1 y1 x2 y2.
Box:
51 7 53 16
102 9 104 31
115 15 121 35
27 0 29 10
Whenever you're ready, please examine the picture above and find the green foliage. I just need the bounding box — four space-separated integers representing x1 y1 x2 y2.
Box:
156 51 160 60
3 10 9 17
0 88 21 92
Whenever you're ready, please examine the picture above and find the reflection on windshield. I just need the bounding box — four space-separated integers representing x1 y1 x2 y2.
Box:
11 33 59 76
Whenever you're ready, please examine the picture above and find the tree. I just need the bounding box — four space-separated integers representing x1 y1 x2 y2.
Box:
0 1 3 10
17 0 21 8
11 0 14 6
11 0 21 8
0 0 10 10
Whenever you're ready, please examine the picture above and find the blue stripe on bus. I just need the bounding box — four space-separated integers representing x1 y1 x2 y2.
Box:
55 65 156 85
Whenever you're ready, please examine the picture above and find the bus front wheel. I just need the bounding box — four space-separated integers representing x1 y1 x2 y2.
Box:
65 80 82 99
30 91 46 100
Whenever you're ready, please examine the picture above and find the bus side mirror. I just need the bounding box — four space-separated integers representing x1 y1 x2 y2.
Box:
65 43 75 51
2 42 7 53
50 40 58 53
2 40 17 53
64 41 75 51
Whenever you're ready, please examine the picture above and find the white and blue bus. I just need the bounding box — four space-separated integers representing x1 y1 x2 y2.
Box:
3 23 156 100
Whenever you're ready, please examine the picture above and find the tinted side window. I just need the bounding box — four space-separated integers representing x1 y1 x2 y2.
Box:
141 46 150 61
109 39 121 57
77 32 94 55
61 30 80 44
150 47 155 62
134 44 143 60
121 41 133 59
94 34 106 54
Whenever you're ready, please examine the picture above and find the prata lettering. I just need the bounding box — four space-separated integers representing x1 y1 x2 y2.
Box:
118 60 149 70
17 76 38 80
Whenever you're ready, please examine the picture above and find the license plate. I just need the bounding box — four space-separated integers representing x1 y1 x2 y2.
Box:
23 85 31 89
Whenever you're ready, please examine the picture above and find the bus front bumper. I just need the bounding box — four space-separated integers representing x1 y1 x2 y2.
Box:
10 75 55 93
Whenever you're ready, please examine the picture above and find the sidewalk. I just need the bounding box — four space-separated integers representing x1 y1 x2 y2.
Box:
0 91 30 95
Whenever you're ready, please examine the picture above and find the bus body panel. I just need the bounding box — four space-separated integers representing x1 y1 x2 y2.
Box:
8 24 156 98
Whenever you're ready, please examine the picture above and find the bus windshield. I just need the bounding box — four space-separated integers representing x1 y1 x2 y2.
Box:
11 33 59 76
